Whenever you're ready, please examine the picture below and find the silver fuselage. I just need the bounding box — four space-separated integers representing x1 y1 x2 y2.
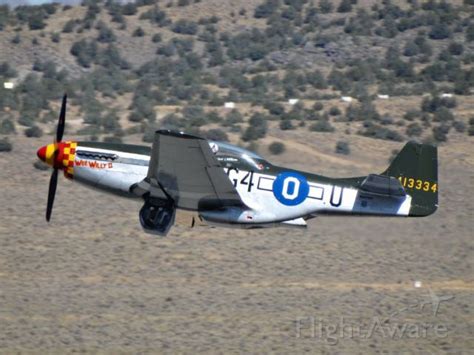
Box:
70 141 412 228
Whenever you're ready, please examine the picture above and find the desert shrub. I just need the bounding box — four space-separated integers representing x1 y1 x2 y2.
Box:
309 120 335 132
172 19 198 35
313 102 324 111
429 23 451 40
421 95 456 113
264 102 285 116
224 109 243 126
254 0 279 18
139 6 168 26
433 107 454 122
103 135 122 143
406 122 423 137
204 128 228 142
51 32 60 43
28 10 46 30
0 137 12 152
0 62 17 78
335 141 350 155
279 119 294 130
133 27 145 37
33 160 49 170
0 118 15 134
151 33 162 43
319 0 333 13
269 141 285 155
448 42 463 56
403 40 419 57
432 125 450 142
452 121 466 133
337 0 353 13
403 110 421 121
241 112 268 141
97 23 116 43
11 34 21 44
25 125 43 138
328 106 341 116
70 39 98 68
122 2 137 15
466 24 474 42
62 19 76 33
359 123 403 141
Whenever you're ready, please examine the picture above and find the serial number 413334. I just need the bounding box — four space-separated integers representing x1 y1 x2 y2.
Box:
399 176 437 193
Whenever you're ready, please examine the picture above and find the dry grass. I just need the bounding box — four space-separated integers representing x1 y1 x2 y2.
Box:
0 133 472 353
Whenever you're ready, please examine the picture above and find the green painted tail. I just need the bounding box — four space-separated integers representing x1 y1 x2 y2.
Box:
383 142 438 217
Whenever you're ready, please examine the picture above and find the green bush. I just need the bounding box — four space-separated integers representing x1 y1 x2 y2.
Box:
25 125 43 138
51 32 60 43
432 125 449 142
337 0 352 13
466 24 474 42
359 123 403 141
151 33 162 43
224 109 243 126
122 3 137 15
204 128 228 142
0 137 12 152
62 19 76 33
328 106 341 116
139 6 168 26
309 120 335 132
335 141 350 155
172 19 198 35
279 119 294 130
0 118 15 134
448 42 463 56
254 0 279 18
319 0 333 13
429 23 451 40
11 34 21 44
33 160 49 170
97 24 116 43
264 102 285 116
313 102 324 111
241 112 268 141
406 122 422 137
452 121 466 133
133 27 145 37
269 141 285 155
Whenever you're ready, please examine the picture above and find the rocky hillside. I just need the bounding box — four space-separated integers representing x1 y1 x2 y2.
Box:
0 0 473 152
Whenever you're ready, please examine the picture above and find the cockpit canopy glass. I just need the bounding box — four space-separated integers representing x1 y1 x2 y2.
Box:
209 141 267 170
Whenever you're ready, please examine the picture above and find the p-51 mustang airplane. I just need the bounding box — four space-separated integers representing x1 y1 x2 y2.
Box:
37 95 438 236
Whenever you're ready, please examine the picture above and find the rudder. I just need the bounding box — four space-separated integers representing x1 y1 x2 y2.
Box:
383 141 438 216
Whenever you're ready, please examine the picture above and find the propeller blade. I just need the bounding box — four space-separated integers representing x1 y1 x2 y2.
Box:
46 168 58 222
56 94 67 143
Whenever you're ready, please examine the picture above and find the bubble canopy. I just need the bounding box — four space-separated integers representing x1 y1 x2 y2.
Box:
210 141 264 160
209 141 267 170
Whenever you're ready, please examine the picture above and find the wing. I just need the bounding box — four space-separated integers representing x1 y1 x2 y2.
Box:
136 130 245 210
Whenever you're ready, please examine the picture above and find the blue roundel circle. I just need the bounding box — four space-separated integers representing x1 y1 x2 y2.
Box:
272 172 310 206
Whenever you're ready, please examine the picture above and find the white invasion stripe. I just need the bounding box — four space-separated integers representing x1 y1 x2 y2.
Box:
308 185 324 199
257 176 274 191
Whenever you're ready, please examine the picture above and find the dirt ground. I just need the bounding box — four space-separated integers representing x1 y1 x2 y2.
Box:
0 133 472 354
